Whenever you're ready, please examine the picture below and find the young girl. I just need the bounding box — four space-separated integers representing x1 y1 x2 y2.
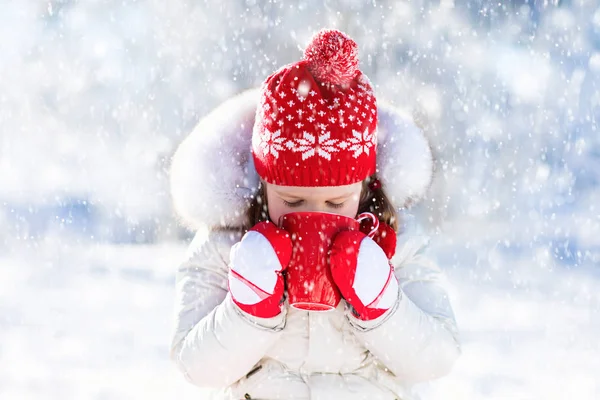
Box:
169 29 460 400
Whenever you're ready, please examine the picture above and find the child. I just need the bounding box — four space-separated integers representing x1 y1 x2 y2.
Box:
169 29 460 400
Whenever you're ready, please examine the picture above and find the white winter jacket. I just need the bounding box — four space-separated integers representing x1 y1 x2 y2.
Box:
168 89 460 399
170 223 460 400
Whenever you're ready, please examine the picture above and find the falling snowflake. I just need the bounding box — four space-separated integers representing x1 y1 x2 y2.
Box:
258 129 285 158
286 131 339 160
339 128 376 158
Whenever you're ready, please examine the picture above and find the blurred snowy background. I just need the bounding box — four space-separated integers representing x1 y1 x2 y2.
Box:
1 0 599 399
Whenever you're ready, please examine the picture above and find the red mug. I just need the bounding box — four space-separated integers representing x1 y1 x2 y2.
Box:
279 211 378 311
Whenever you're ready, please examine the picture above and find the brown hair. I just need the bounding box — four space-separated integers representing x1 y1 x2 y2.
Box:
243 174 399 233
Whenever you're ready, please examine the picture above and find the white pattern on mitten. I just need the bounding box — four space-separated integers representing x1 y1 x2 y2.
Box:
227 221 292 318
229 232 281 304
354 237 398 309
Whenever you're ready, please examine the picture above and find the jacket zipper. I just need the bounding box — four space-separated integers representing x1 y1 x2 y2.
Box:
242 364 263 400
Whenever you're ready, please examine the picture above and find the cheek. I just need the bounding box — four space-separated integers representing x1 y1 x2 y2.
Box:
342 196 361 219
267 200 287 225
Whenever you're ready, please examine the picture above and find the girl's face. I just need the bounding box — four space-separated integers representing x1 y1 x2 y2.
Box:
265 181 363 224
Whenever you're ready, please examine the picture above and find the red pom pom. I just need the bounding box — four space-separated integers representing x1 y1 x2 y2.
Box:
303 29 359 86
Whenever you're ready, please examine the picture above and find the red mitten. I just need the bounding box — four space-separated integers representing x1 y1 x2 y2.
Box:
228 221 292 318
359 220 397 259
330 230 399 321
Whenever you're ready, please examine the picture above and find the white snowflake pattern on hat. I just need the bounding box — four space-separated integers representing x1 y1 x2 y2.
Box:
338 127 377 158
258 128 286 159
285 131 339 161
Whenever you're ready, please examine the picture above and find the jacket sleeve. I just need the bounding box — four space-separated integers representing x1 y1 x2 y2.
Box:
169 229 287 388
346 222 461 383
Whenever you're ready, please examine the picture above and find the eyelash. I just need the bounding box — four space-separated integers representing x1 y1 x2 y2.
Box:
283 200 344 209
283 200 303 208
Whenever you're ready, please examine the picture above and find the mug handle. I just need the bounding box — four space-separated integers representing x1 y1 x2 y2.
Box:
356 212 379 238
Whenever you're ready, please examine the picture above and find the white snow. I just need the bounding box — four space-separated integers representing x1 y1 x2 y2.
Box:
2 225 598 399
2 1 599 399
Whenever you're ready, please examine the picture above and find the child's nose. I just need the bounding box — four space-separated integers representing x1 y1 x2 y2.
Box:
306 202 327 213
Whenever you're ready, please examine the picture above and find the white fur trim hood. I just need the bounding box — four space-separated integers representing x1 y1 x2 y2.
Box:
169 89 433 230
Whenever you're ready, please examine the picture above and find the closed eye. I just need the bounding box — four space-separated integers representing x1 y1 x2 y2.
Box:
283 199 304 208
327 201 344 209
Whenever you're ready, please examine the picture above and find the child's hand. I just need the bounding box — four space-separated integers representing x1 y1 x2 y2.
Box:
228 221 292 318
329 230 399 321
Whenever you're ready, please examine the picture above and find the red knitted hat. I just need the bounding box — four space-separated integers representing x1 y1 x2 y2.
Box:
252 29 377 187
